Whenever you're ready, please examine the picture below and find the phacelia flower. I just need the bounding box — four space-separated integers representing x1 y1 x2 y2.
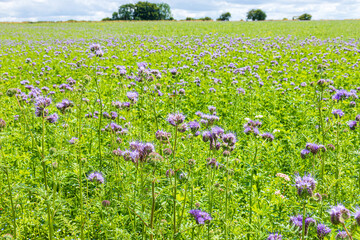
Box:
332 109 344 118
290 215 316 235
188 121 200 133
330 204 351 225
295 173 316 198
88 171 105 184
317 223 331 240
348 120 357 130
267 233 282 240
261 132 274 141
189 209 212 224
354 208 360 226
46 113 58 123
126 91 138 103
336 231 349 239
167 113 185 126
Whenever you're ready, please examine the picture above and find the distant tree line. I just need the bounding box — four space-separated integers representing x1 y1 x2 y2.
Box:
103 1 173 21
102 4 312 22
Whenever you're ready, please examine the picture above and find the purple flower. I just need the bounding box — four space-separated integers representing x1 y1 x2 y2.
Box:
188 121 200 133
211 126 224 140
56 99 73 114
336 231 349 239
261 132 274 141
301 149 310 159
208 106 216 113
317 223 331 240
243 119 261 135
332 89 350 101
46 113 58 123
88 171 105 184
267 233 282 240
290 215 316 235
202 131 211 142
295 173 316 198
127 91 139 103
354 208 360 226
189 209 212 224
69 137 78 144
332 109 344 118
330 204 351 225
222 133 236 146
349 120 357 130
167 113 185 126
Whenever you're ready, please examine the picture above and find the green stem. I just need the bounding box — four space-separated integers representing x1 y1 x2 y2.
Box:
302 201 306 240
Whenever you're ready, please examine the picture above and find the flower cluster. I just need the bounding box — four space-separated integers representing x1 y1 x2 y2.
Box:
267 233 282 240
317 224 331 240
189 209 212 224
56 99 74 114
295 173 316 198
167 113 185 126
332 89 358 101
88 171 105 184
34 96 51 117
122 141 155 164
90 43 104 57
330 204 351 225
332 109 344 118
300 143 326 159
243 119 261 135
289 215 316 235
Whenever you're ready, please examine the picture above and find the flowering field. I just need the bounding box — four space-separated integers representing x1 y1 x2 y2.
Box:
1 21 360 239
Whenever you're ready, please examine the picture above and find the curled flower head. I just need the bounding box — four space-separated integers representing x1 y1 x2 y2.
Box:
317 223 331 240
88 171 105 184
295 173 316 198
189 209 212 224
330 204 351 225
167 113 185 126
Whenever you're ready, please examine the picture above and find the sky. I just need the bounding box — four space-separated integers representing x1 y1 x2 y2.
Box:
0 0 359 22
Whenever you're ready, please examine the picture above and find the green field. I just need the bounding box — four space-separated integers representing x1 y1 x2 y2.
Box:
0 20 360 239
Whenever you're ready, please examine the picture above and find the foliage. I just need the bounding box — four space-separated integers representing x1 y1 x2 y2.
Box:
298 13 312 21
110 1 172 21
247 9 267 21
217 12 231 21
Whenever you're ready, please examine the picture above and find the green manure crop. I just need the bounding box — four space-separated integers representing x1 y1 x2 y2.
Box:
0 20 360 239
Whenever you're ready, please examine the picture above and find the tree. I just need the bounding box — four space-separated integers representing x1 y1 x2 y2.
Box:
246 9 267 21
157 3 172 20
298 13 312 21
112 12 119 20
118 3 135 20
133 1 160 20
217 12 231 21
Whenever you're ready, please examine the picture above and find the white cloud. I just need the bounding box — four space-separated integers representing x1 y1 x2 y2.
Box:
0 0 359 22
